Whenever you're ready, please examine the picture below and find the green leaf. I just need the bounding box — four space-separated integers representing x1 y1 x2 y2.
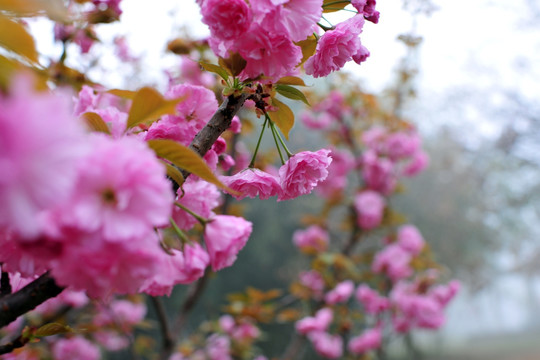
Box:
269 98 294 140
35 323 74 338
276 76 306 86
322 0 349 13
199 62 229 81
81 112 111 134
126 87 184 129
276 84 310 106
147 139 234 193
218 53 247 77
0 14 38 63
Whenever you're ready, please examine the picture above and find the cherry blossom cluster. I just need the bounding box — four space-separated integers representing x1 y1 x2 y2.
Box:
288 90 458 358
0 78 253 299
197 0 378 79
54 0 124 54
0 273 147 359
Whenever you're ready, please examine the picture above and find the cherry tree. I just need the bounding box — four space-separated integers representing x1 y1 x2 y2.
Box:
0 0 458 359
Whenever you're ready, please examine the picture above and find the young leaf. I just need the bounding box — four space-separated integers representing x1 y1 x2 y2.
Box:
107 88 136 99
35 323 74 338
81 112 111 134
126 87 183 129
322 0 349 13
268 98 295 140
276 84 310 106
0 14 39 63
147 139 234 193
162 161 185 187
199 62 229 81
296 36 317 66
276 76 307 86
218 53 247 77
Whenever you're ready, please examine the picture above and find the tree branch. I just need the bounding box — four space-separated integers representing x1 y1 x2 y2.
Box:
151 296 174 360
0 272 63 328
179 93 249 181
0 270 11 297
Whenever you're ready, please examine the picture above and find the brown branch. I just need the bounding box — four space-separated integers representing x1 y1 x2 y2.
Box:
1 269 11 297
179 93 249 181
151 297 174 360
0 335 27 355
0 272 64 328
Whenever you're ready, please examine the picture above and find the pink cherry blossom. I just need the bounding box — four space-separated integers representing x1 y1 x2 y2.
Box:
0 77 88 238
304 15 369 78
385 131 420 160
51 230 163 298
390 281 447 331
308 331 343 359
355 284 390 314
295 307 333 335
177 57 215 88
292 225 329 253
52 337 100 360
206 334 232 360
140 243 209 296
403 150 429 177
348 327 382 354
397 225 425 255
354 190 386 230
201 0 252 41
204 215 252 271
278 149 332 201
237 23 302 80
253 0 323 42
220 168 282 200
219 315 236 333
94 107 127 138
300 112 333 130
150 84 218 146
94 299 146 327
372 244 413 282
429 280 460 306
230 116 242 133
94 330 129 351
315 148 356 198
231 322 261 341
361 150 397 195
351 0 380 23
325 280 354 305
93 0 123 17
173 178 221 231
61 134 173 241
299 270 325 297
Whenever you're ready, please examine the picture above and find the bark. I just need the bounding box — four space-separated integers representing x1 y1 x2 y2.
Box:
0 272 63 328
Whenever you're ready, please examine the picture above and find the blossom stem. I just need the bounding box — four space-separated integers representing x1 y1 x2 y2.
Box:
268 114 286 165
271 121 294 158
168 218 189 244
174 202 208 226
317 22 333 31
249 116 268 168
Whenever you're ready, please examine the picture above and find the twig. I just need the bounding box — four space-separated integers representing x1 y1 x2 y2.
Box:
1 269 11 297
151 297 174 360
0 272 63 328
0 335 27 355
178 92 249 183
